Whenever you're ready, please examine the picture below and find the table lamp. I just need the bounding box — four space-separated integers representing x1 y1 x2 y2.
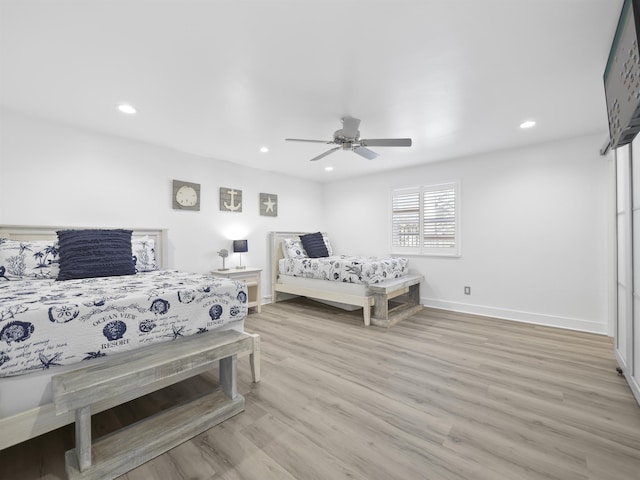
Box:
233 240 248 269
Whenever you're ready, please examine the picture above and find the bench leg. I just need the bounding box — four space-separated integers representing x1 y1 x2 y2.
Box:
220 355 238 399
249 333 261 383
408 283 420 304
75 405 92 472
373 293 389 321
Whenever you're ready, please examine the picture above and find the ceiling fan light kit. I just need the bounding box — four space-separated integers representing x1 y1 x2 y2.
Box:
285 116 412 162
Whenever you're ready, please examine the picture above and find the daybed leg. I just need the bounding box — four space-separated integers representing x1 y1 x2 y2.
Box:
75 405 92 472
249 333 261 383
363 300 372 327
220 355 238 399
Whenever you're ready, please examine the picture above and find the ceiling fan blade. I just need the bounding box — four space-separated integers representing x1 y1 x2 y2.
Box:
353 146 379 160
285 138 332 144
310 146 341 162
359 138 412 147
341 116 361 139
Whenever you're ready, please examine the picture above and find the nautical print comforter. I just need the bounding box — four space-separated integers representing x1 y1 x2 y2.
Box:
279 255 408 285
0 270 247 377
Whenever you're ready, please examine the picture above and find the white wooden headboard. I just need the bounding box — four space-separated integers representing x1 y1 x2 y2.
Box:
270 231 309 296
0 225 168 269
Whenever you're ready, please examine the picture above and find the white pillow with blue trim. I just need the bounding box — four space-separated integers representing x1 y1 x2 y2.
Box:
0 238 59 280
282 238 308 259
132 236 159 272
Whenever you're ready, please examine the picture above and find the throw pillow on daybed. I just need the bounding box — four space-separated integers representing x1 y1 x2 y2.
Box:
300 232 329 258
57 229 135 280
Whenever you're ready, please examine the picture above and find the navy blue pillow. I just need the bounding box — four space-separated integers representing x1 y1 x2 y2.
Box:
300 232 329 258
57 229 135 280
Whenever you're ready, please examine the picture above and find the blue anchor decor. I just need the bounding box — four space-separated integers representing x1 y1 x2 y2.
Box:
220 187 243 212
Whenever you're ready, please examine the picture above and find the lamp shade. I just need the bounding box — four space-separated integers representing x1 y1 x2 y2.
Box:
233 239 248 253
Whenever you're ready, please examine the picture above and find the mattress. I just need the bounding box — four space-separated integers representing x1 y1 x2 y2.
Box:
0 269 247 378
278 255 408 285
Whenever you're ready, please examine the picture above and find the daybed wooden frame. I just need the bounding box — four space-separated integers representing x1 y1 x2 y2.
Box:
270 231 424 327
0 225 260 454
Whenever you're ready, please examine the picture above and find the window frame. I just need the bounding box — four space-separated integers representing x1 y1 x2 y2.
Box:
390 180 461 257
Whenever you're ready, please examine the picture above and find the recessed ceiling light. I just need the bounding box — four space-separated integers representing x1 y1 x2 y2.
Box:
260 147 269 153
118 104 137 114
325 166 334 172
520 120 536 129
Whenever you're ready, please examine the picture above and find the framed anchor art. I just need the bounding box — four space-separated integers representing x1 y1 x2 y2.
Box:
220 187 243 212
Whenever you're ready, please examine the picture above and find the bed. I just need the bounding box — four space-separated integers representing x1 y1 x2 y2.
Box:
0 225 260 471
270 231 424 327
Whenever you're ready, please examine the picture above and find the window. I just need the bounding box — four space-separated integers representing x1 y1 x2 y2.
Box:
391 181 460 256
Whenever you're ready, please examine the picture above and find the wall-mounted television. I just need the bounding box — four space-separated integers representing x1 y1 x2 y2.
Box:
604 0 640 149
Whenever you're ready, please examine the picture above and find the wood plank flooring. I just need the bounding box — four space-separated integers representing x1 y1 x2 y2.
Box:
1 299 639 479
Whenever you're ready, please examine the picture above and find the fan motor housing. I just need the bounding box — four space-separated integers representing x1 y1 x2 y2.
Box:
333 128 360 143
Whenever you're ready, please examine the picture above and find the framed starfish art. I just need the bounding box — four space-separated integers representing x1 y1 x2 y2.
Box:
260 193 278 217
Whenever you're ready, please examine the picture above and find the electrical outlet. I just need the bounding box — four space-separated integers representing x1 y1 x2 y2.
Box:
464 286 471 295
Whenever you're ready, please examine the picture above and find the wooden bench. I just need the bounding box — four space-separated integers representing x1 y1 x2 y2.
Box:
370 273 424 327
52 330 260 480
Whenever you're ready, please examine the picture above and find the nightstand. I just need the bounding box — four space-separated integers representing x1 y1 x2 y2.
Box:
211 267 262 313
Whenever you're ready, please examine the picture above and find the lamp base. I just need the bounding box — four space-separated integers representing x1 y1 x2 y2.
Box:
235 265 246 270
218 268 230 271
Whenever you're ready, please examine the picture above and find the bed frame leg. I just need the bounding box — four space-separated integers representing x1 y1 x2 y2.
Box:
248 333 261 383
75 405 92 472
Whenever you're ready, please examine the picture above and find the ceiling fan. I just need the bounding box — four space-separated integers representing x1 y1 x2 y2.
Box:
285 116 412 162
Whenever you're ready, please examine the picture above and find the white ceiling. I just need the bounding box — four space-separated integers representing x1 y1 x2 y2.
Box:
0 0 623 182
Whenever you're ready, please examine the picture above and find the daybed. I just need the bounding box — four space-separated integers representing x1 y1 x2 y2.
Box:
0 225 260 478
270 231 423 327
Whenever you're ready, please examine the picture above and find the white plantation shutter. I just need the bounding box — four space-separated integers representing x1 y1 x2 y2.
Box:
391 188 420 248
391 181 460 256
422 184 456 250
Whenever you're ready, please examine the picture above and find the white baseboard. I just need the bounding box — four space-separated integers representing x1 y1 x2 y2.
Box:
616 350 640 407
265 294 607 335
423 297 608 335
627 372 640 407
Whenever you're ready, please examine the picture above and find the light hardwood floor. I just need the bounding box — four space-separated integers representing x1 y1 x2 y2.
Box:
1 299 639 479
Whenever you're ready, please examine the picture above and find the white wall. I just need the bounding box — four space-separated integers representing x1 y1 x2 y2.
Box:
324 134 610 334
0 110 611 333
0 109 325 295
